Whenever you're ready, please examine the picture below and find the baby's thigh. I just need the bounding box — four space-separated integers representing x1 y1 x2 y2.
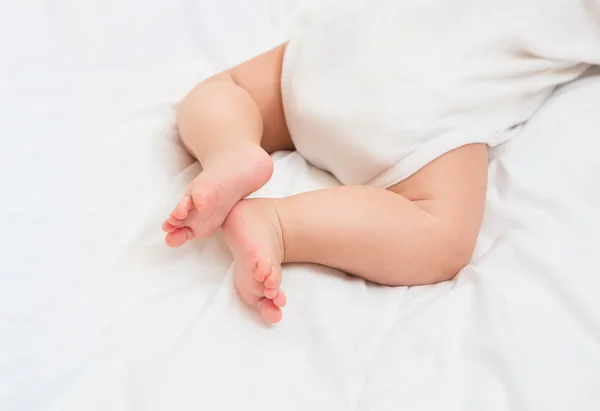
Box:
215 43 293 153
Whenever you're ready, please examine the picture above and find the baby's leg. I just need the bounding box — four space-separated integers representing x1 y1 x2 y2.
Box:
222 143 487 310
163 44 293 322
163 43 292 246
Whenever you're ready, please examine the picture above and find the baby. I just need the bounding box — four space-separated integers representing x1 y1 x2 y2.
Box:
162 0 600 323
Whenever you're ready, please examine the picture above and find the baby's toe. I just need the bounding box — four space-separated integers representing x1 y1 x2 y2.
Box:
273 290 286 308
172 196 193 220
263 288 286 308
162 220 178 233
167 214 182 227
263 265 281 290
257 298 282 323
165 227 194 248
264 288 278 299
253 256 272 283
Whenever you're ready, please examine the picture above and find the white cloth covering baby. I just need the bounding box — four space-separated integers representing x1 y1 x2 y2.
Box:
281 0 600 187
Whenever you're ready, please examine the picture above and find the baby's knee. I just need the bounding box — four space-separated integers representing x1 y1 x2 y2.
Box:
176 73 262 145
177 74 236 126
428 220 477 283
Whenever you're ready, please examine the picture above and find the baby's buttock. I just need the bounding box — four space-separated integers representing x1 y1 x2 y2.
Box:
280 0 592 188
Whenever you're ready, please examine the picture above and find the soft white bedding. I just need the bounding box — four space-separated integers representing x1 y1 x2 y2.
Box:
1 1 600 410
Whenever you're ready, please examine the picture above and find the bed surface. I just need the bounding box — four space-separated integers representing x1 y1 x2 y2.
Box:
2 1 600 410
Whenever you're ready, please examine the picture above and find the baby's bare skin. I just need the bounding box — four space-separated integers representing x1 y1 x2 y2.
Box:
162 142 286 322
162 44 487 323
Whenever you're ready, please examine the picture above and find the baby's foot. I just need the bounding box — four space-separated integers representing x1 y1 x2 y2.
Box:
162 144 273 247
222 199 286 323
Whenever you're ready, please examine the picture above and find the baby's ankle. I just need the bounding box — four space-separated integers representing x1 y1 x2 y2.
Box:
265 199 285 264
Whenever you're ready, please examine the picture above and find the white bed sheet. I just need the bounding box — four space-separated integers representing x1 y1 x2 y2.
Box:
1 1 600 410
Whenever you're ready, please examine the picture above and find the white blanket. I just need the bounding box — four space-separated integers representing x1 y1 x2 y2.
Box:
2 1 600 410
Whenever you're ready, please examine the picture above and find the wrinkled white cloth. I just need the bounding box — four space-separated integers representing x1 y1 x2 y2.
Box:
3 1 600 410
282 0 600 187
